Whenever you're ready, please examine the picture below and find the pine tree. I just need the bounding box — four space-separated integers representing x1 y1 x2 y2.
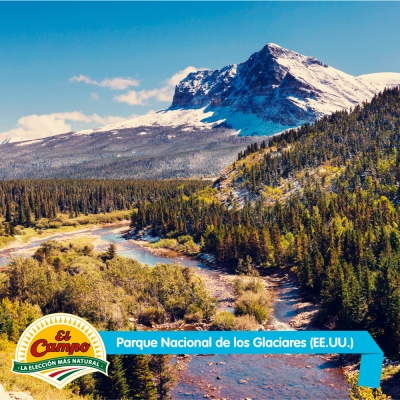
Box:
104 244 117 261
95 355 129 399
124 355 156 399
150 355 175 400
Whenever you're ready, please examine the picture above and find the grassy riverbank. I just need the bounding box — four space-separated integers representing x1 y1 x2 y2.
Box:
142 235 200 256
0 209 131 250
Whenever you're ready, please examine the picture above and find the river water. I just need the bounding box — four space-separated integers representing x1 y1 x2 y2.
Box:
0 224 349 399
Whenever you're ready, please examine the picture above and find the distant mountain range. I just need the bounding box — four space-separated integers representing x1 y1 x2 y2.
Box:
1 44 400 179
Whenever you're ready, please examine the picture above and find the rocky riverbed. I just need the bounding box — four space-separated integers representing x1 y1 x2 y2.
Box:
171 271 349 399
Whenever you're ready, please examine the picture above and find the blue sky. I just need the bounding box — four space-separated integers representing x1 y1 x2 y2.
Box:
1 1 400 140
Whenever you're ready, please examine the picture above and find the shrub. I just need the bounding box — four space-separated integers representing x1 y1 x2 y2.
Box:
62 220 78 227
149 239 177 250
177 235 193 244
4 244 216 330
138 306 166 326
49 221 62 229
14 226 24 235
75 217 91 225
235 255 258 276
211 311 235 331
177 240 200 255
35 218 49 229
233 277 264 296
233 315 259 331
234 291 271 323
184 310 203 323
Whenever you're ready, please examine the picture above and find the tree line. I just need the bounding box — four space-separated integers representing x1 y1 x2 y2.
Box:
0 179 207 235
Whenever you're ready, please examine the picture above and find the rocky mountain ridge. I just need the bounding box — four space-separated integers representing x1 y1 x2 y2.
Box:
170 43 394 135
1 43 400 179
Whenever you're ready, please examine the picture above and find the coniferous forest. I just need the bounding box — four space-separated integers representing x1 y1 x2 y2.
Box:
131 88 400 355
0 179 207 234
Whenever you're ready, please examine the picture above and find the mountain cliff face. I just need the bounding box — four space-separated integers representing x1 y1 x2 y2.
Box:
170 43 382 133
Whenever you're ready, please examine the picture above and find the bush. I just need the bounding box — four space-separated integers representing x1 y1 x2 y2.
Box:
177 240 200 255
177 235 193 244
62 220 78 227
184 310 203 323
233 315 259 331
184 305 203 323
211 311 235 331
14 226 24 235
35 218 50 230
233 277 264 296
138 306 166 326
234 291 271 323
149 239 177 250
4 244 216 330
75 217 91 225
49 221 62 229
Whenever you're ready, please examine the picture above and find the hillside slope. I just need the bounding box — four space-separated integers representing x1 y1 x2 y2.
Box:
132 88 400 355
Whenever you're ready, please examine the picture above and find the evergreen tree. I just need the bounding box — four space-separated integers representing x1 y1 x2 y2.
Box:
150 355 175 400
106 244 117 260
124 355 156 399
95 355 129 399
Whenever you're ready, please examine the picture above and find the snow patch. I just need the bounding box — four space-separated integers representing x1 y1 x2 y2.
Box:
1 137 29 144
15 139 43 147
73 107 225 137
358 72 400 89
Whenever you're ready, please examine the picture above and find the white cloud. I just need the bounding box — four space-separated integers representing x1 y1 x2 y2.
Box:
114 66 205 106
0 112 136 141
167 66 200 86
70 75 98 85
99 78 139 90
91 92 100 100
114 87 174 106
70 75 139 90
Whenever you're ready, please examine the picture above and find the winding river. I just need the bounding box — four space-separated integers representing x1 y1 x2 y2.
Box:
0 224 349 399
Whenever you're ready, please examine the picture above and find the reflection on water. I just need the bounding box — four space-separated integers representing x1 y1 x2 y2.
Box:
0 224 349 399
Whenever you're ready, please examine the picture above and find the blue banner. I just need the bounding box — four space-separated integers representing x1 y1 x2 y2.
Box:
99 330 383 388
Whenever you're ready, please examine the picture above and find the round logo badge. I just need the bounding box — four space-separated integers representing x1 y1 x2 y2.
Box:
12 313 109 389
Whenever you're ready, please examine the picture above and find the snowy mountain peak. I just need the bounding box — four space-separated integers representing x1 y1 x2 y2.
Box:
169 43 386 135
71 44 391 139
